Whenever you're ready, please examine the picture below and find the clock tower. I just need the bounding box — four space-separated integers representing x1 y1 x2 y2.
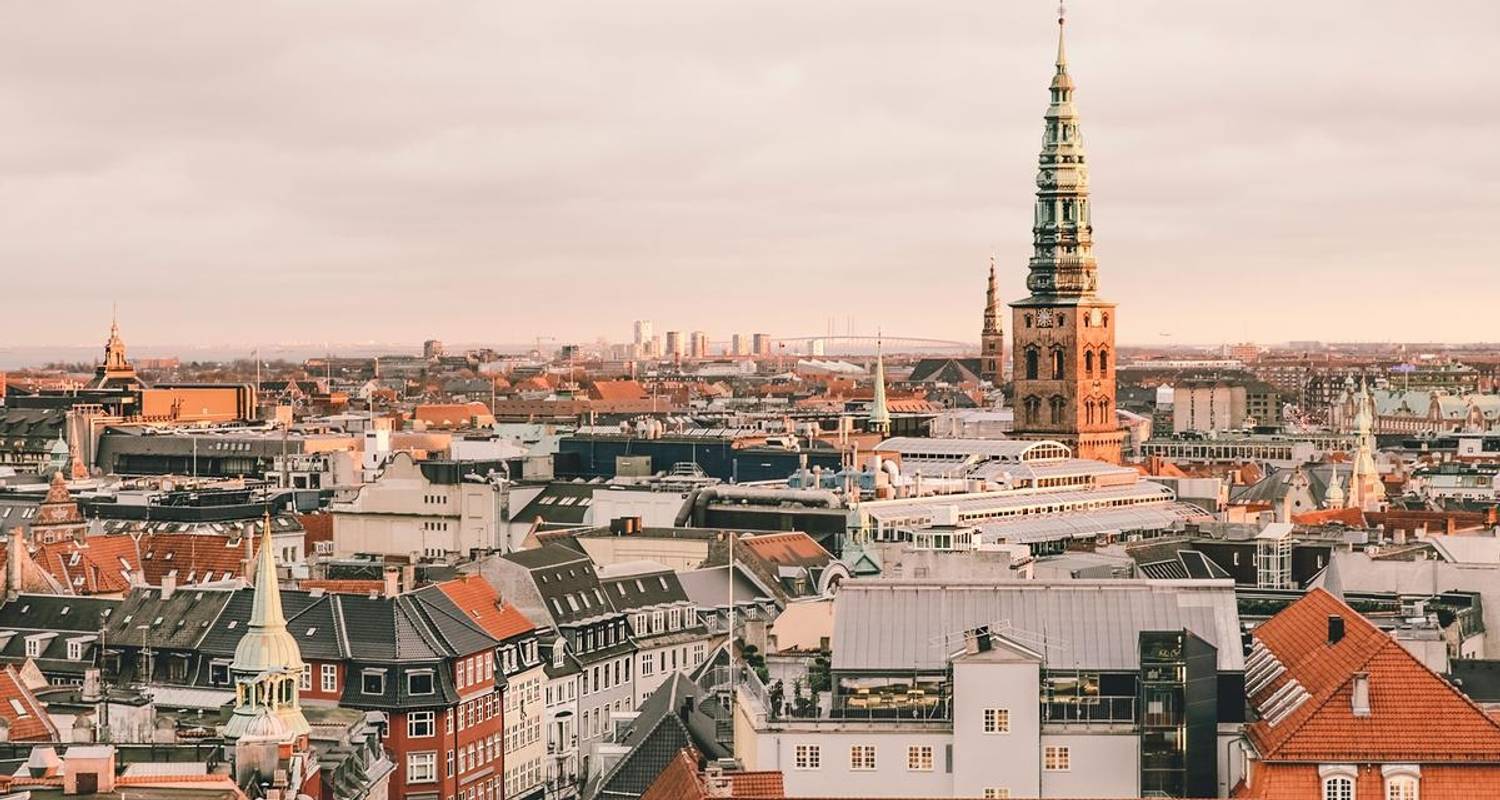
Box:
1009 8 1124 463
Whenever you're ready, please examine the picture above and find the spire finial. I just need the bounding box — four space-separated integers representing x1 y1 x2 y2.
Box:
1055 1 1068 70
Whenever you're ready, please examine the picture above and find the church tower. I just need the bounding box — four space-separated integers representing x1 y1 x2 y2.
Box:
979 258 1004 384
224 514 310 742
1009 8 1124 463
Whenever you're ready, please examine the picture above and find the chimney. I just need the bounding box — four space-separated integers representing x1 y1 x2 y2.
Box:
1327 614 1345 645
81 668 102 703
1351 672 1371 716
383 566 401 598
401 564 416 594
159 572 177 601
678 695 693 723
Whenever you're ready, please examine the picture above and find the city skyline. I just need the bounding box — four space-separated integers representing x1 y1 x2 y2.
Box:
3 1 1498 349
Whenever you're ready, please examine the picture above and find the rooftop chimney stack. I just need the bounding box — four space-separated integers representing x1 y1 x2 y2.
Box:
383 566 401 599
1328 614 1345 645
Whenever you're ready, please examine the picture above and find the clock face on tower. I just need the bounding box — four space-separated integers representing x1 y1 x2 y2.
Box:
1035 309 1055 328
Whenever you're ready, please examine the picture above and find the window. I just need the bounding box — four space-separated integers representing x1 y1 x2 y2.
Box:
793 745 821 770
361 669 386 695
321 664 337 692
641 653 654 677
407 752 438 783
409 670 435 695
1051 348 1065 379
24 638 42 658
984 791 1011 800
209 661 230 686
1024 348 1039 380
907 745 933 772
408 711 435 738
1098 348 1109 376
1044 746 1070 772
983 708 1010 734
849 745 876 771
299 667 312 690
1386 776 1418 800
1322 776 1354 800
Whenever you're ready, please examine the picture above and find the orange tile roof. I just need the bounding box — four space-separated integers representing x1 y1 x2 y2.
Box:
740 532 831 568
1236 764 1500 799
589 379 648 402
435 575 536 641
17 532 258 595
1291 507 1366 527
0 666 55 741
413 402 494 427
298 579 385 595
1245 588 1500 764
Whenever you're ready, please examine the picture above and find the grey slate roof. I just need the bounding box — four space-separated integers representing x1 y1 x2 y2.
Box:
591 672 729 800
831 579 1244 674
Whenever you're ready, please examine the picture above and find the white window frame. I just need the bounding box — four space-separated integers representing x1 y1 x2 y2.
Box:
907 745 934 772
983 707 1010 734
408 710 436 738
984 790 1011 800
407 751 438 784
1043 745 1070 772
849 744 876 771
321 663 337 692
793 744 821 770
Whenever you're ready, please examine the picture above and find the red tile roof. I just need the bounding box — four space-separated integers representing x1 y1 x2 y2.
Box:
642 747 785 800
1244 588 1500 764
435 575 536 641
0 665 56 741
11 532 257 596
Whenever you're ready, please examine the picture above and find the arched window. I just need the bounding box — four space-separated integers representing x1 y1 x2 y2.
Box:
1023 396 1041 425
1025 348 1040 380
1084 400 1095 425
1049 396 1065 425
1025 314 1033 329
1386 776 1418 800
1321 776 1353 800
1101 312 1109 327
1051 348 1065 380
1098 348 1110 377
1084 350 1095 376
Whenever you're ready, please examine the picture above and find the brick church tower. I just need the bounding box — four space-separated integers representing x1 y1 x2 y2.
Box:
1009 8 1124 464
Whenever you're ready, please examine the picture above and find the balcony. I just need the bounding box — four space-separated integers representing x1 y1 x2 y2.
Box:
1041 695 1136 725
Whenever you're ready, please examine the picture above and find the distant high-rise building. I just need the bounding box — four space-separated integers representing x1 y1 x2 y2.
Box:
633 320 653 347
649 334 662 359
752 333 772 357
423 339 444 360
690 330 708 359
731 334 749 357
1009 10 1124 464
980 258 1003 384
665 331 684 360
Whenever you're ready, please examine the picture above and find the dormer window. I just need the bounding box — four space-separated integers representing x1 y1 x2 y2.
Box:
361 668 386 695
408 670 435 696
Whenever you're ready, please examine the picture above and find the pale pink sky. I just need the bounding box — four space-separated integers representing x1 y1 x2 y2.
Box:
2 1 1497 349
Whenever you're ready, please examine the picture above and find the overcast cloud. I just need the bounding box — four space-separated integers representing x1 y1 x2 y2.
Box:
1 0 1497 350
